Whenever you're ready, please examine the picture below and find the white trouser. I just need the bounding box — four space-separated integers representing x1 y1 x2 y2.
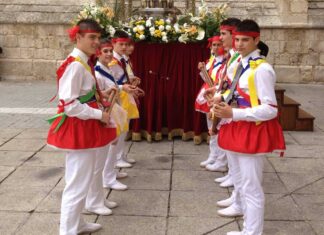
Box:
60 149 97 235
85 145 109 210
116 132 127 162
207 117 227 167
103 132 127 186
226 151 265 235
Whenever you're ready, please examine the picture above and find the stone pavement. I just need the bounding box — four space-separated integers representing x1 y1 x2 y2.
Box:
0 81 324 235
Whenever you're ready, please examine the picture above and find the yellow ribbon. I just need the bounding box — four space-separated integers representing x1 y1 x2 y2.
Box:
75 57 92 73
248 58 266 125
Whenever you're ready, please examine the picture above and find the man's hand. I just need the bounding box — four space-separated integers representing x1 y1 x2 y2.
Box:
102 87 118 100
130 76 141 86
101 111 110 124
212 102 233 119
197 62 205 70
122 84 137 94
207 94 222 107
134 87 145 97
203 87 216 101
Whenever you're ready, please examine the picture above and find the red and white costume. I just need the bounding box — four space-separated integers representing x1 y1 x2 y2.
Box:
218 49 285 235
47 48 116 235
195 55 223 113
95 60 128 188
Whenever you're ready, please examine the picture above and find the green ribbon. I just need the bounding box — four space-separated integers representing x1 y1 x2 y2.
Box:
228 52 240 66
47 86 97 133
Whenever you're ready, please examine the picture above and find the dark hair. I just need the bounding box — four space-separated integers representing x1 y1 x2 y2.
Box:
100 37 112 45
113 30 130 39
236 19 260 34
77 19 103 34
220 18 241 28
258 41 269 57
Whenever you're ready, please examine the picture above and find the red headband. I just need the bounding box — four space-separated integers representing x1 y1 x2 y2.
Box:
96 43 113 56
207 36 221 48
100 43 113 48
67 25 101 42
233 31 260 38
220 25 236 32
111 38 130 43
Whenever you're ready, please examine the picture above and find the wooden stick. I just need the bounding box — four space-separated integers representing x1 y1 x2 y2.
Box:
199 62 214 87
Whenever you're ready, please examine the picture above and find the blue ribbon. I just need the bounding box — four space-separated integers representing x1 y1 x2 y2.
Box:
95 66 116 84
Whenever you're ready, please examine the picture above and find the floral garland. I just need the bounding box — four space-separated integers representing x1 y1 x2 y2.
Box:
73 1 228 43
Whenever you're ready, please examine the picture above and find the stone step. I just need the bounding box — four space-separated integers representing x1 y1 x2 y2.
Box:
279 95 299 130
278 94 314 131
295 109 315 131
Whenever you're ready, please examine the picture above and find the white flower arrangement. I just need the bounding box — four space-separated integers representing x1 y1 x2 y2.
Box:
74 1 228 43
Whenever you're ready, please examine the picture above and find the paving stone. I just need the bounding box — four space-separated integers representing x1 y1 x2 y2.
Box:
0 138 46 151
0 151 34 166
263 221 316 235
268 157 324 173
16 213 95 235
1 165 63 188
118 169 170 191
309 221 324 235
276 144 324 158
208 220 241 235
97 215 166 235
173 140 209 155
292 194 324 220
129 153 172 170
172 170 226 192
0 138 7 146
36 185 109 213
167 217 235 235
0 165 15 182
0 129 23 139
35 187 63 213
15 128 48 139
278 172 323 192
289 131 324 145
283 132 299 145
109 190 169 217
130 140 173 154
55 177 66 189
15 213 59 235
39 145 61 152
24 151 65 167
0 212 30 234
170 191 229 217
0 186 51 212
173 154 207 171
294 178 324 194
263 173 288 194
265 194 304 220
263 158 275 172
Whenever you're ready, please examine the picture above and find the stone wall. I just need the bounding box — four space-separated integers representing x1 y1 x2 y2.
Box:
0 0 323 83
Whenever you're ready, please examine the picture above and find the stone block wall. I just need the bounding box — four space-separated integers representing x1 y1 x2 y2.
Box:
0 24 72 80
262 28 324 83
0 0 323 83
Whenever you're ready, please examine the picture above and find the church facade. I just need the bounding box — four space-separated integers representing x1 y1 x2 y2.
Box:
0 0 323 83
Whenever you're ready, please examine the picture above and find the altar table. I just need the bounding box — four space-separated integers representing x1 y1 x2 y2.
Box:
130 42 210 143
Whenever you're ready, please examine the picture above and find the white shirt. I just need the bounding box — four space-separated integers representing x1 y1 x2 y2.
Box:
58 48 102 120
95 61 117 90
109 51 127 89
232 49 278 122
123 54 135 78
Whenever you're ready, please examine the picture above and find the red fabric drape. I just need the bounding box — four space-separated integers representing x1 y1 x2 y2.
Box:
130 42 210 143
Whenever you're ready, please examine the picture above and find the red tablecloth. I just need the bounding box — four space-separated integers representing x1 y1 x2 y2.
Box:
130 42 210 143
